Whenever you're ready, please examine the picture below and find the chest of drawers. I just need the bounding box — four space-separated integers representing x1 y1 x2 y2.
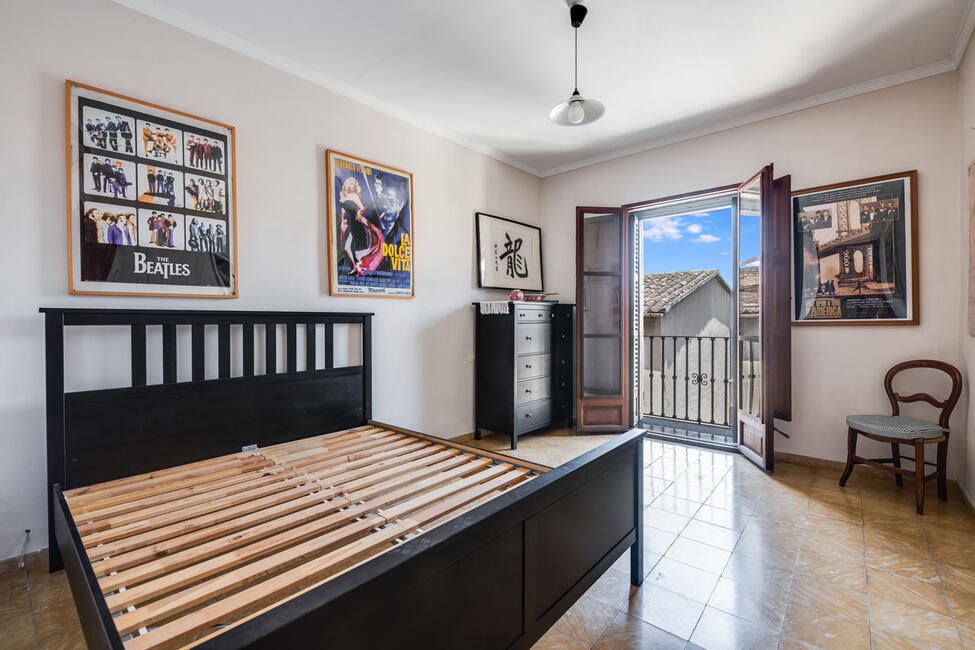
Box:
474 302 574 449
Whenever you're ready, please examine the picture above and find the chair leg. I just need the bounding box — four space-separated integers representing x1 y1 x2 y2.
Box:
891 442 903 487
839 427 858 487
915 439 925 515
937 440 948 501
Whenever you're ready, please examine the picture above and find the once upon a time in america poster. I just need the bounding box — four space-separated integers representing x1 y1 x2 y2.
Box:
326 150 414 298
67 81 237 297
792 171 917 324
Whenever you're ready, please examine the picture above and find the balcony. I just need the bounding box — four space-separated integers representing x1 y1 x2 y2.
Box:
640 334 760 446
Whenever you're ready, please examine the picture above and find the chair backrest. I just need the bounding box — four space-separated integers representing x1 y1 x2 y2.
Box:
884 359 962 429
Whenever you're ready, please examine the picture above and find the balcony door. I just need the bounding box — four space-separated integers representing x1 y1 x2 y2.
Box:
576 207 629 432
735 166 792 470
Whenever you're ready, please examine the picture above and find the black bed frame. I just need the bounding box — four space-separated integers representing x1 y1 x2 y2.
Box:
42 307 645 650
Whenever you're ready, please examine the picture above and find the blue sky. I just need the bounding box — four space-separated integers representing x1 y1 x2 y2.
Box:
640 206 760 284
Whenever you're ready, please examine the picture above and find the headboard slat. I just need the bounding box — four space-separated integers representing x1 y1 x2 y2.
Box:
41 307 374 573
131 324 147 387
162 324 177 383
243 323 255 376
191 324 205 381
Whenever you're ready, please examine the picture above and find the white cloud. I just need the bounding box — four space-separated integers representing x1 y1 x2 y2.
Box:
686 223 703 234
643 217 684 242
693 234 721 243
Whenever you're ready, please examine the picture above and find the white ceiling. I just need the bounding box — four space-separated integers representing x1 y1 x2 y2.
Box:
117 0 975 177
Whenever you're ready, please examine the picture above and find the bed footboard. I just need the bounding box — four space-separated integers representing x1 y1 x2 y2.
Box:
202 429 645 650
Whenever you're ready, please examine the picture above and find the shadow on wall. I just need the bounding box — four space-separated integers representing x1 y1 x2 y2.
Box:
419 305 475 437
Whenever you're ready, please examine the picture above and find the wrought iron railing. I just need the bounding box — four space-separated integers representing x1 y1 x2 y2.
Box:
642 335 731 427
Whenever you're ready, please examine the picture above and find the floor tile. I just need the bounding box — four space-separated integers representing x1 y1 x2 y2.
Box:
693 504 751 532
795 545 867 592
706 574 792 628
722 550 795 583
588 564 637 610
780 615 870 649
787 572 868 622
931 541 975 571
665 536 731 575
688 606 780 650
651 493 703 518
865 543 941 583
643 525 679 555
548 594 619 648
591 610 685 650
625 581 706 640
866 567 951 616
681 519 742 551
643 509 691 535
868 597 963 648
870 627 959 650
646 557 720 603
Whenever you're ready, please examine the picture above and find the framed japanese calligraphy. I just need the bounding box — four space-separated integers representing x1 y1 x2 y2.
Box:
66 80 238 297
792 170 918 325
326 150 414 297
476 212 543 292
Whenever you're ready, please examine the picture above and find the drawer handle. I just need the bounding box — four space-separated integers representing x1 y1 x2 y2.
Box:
525 413 532 418
525 364 532 369
525 388 532 394
525 335 533 341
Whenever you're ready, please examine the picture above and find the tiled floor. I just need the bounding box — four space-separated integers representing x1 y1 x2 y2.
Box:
473 429 975 649
4 430 975 649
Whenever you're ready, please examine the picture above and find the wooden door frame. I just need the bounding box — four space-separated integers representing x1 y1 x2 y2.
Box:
623 184 741 429
736 165 775 469
576 206 629 432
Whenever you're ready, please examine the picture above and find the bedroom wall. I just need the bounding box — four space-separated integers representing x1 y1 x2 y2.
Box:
957 41 975 503
539 73 967 482
0 0 540 560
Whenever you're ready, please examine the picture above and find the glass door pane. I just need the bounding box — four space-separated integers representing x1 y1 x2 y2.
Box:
735 166 772 468
576 208 628 432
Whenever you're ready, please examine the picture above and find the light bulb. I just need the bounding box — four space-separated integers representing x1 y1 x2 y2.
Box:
567 101 585 124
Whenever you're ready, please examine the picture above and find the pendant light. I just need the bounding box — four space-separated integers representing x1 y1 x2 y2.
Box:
549 1 604 126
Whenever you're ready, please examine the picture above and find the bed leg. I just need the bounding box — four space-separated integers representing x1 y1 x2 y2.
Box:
48 489 63 572
630 436 644 586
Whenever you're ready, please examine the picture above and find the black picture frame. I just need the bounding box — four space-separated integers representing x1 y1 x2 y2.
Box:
475 212 544 292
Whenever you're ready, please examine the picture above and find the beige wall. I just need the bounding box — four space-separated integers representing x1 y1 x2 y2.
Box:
540 74 966 480
958 42 975 502
0 0 539 559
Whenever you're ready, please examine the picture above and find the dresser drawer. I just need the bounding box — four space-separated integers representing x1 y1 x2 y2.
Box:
515 324 550 355
516 354 550 380
515 307 550 323
515 399 551 433
516 376 551 405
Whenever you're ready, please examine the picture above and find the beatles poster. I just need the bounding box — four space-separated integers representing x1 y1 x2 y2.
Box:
792 171 918 325
476 212 543 291
67 81 237 297
326 150 414 297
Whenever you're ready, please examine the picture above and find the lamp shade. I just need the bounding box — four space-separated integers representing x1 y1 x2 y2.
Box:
549 91 605 126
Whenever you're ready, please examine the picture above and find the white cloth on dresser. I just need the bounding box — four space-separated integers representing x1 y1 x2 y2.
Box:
478 301 510 315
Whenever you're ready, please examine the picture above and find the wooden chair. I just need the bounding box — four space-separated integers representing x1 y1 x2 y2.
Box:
839 359 962 514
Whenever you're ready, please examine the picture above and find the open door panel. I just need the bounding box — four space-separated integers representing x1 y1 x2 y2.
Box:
576 207 629 432
736 166 792 470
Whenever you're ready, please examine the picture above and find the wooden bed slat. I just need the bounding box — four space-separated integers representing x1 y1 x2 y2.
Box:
80 473 307 545
85 481 318 557
102 453 484 613
76 470 296 536
93 445 458 587
70 458 276 515
64 426 543 650
122 467 533 650
74 467 293 530
112 461 509 638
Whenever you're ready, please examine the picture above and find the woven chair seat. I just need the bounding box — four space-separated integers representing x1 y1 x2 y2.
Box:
846 414 945 440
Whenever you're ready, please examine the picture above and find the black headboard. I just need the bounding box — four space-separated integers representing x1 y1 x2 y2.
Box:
41 308 372 560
